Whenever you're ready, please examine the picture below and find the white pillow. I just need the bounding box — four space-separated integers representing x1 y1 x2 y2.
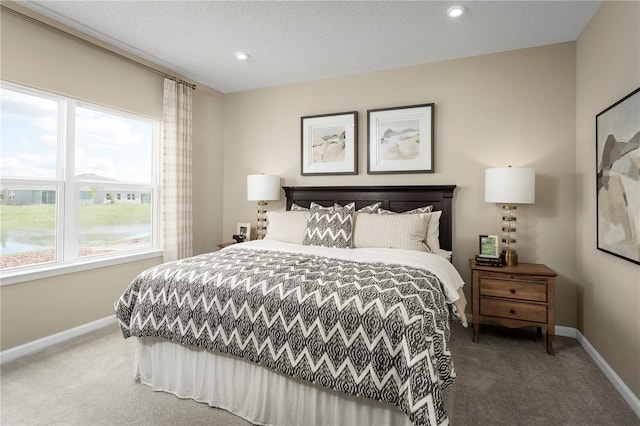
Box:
264 211 310 244
352 213 430 252
426 210 441 252
376 206 441 252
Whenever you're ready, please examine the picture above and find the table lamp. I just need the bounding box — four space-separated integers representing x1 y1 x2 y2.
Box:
485 166 535 266
247 174 280 239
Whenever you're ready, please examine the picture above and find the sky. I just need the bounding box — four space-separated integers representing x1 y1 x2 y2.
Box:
0 87 156 184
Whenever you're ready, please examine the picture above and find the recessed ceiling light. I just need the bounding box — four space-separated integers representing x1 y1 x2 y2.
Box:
235 51 250 61
447 5 465 18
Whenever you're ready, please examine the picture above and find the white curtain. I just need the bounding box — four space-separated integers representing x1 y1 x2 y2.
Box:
162 78 193 262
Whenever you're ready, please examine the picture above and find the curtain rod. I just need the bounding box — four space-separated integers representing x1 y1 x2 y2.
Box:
1 4 197 90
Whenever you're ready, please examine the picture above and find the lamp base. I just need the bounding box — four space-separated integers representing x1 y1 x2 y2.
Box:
504 249 518 266
256 201 268 240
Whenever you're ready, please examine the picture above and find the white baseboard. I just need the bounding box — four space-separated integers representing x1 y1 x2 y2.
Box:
573 328 640 418
555 325 578 338
0 315 117 364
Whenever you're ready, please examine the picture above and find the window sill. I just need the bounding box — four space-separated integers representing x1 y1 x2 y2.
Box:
0 249 163 286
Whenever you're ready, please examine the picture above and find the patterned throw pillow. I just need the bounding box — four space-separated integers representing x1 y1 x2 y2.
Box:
357 202 381 213
303 202 354 248
294 202 379 213
333 202 355 211
291 203 309 211
333 202 380 213
378 205 433 215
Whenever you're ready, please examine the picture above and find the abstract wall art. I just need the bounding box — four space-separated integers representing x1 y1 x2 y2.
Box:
596 87 640 265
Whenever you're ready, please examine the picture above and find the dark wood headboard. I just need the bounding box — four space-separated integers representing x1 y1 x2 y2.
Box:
282 185 456 251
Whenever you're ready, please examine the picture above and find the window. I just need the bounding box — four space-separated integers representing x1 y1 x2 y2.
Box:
0 82 159 276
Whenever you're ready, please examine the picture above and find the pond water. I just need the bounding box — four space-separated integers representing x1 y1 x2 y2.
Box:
0 239 53 255
0 223 151 255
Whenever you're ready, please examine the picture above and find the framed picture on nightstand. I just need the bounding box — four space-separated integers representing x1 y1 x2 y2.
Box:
478 235 499 258
237 222 251 241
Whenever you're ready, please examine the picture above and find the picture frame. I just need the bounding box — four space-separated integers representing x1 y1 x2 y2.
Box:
367 103 434 174
478 235 499 258
300 111 358 175
236 222 251 242
596 87 640 265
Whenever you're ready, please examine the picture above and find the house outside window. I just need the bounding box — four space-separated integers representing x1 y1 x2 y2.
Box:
0 82 160 276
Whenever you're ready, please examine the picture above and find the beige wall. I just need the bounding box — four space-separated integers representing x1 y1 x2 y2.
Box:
192 85 225 256
0 259 160 349
576 1 640 398
223 42 578 327
0 5 225 350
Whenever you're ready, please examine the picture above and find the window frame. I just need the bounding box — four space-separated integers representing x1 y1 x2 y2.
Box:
0 82 162 286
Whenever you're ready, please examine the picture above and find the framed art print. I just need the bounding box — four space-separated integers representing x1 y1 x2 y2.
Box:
478 235 499 258
236 222 251 242
596 87 640 265
300 111 357 175
367 103 434 174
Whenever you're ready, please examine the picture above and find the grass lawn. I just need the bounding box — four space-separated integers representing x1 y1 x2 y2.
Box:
0 204 55 230
0 203 151 231
78 203 151 226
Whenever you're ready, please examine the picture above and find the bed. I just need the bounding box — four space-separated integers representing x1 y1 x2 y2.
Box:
115 185 464 426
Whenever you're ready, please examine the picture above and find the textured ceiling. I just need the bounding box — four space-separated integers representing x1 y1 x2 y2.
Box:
20 1 600 93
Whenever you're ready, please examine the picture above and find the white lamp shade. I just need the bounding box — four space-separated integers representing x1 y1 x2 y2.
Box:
485 167 535 204
247 174 280 201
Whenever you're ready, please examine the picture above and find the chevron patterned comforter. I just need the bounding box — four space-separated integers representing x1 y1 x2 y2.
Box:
115 242 458 426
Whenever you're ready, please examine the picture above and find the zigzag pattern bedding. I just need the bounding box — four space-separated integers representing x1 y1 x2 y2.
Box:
115 247 455 426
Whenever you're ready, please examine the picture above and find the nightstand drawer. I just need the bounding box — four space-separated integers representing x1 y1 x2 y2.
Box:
480 298 547 323
479 278 546 302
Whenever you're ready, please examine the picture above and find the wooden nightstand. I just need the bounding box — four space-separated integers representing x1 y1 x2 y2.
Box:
217 242 236 249
469 259 557 355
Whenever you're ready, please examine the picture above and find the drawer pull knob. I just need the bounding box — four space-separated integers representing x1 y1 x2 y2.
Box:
510 288 516 294
510 309 516 314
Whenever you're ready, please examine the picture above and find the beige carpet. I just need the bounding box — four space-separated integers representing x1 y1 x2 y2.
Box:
1 321 637 425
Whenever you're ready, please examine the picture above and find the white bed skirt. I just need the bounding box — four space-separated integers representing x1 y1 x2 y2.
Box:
135 337 412 426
